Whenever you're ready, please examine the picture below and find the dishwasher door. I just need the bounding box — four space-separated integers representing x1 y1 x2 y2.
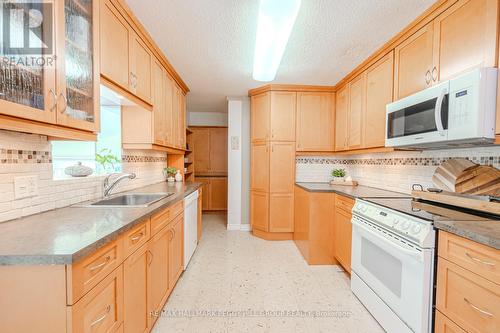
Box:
184 190 199 269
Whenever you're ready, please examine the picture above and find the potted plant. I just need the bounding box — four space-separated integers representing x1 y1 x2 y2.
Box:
331 168 347 182
95 148 120 173
164 167 177 182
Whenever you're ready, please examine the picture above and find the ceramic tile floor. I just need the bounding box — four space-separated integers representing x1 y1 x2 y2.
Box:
152 213 384 333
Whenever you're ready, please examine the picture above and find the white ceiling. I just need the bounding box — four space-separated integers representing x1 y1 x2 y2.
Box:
125 0 435 113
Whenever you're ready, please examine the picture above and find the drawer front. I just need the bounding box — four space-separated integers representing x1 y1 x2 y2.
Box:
151 207 171 235
123 219 150 258
69 239 124 304
435 310 466 333
169 200 184 219
438 231 499 284
335 194 354 214
71 265 123 333
436 258 500 333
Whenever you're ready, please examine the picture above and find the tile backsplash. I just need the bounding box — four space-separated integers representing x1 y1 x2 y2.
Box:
296 146 500 194
0 130 168 223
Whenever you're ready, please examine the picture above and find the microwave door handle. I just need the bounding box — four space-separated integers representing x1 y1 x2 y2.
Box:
434 89 447 136
352 219 423 262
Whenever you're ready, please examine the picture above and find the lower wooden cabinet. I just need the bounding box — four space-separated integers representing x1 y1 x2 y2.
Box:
334 195 354 273
435 310 467 333
196 176 227 211
250 190 269 232
168 214 184 292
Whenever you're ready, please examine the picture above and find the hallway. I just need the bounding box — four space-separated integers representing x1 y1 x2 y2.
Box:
152 214 383 332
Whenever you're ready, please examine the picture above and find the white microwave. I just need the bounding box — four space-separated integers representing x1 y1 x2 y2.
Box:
385 68 498 149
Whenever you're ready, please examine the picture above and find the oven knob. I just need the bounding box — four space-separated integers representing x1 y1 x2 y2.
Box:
412 224 422 234
401 220 411 230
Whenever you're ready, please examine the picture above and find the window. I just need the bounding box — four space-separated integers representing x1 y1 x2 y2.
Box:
52 106 122 179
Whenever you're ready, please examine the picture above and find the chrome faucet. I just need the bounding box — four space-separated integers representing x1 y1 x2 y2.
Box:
103 173 136 197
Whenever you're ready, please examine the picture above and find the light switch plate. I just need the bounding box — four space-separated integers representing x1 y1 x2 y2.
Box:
14 175 38 199
231 136 240 150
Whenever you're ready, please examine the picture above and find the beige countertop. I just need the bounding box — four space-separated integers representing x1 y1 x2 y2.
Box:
0 182 201 265
295 182 409 199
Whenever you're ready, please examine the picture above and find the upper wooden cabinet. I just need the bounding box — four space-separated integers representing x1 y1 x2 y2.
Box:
251 92 271 142
335 85 349 151
296 92 335 151
394 0 498 100
0 0 100 137
129 32 152 104
192 127 227 175
153 61 166 146
251 91 296 142
364 52 394 148
348 74 365 150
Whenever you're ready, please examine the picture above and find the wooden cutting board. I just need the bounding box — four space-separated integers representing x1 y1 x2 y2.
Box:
432 158 500 196
412 190 500 215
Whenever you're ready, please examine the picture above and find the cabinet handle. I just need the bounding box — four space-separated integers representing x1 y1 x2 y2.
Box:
90 305 111 327
89 255 111 272
168 229 174 241
59 93 68 114
432 66 438 82
130 231 144 243
49 89 57 112
425 70 431 85
466 252 495 266
463 298 493 317
147 250 154 266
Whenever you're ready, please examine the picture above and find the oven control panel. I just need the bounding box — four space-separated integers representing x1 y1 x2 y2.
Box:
353 200 435 248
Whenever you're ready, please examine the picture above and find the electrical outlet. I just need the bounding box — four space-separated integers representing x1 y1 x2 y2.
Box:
231 136 240 150
14 176 38 199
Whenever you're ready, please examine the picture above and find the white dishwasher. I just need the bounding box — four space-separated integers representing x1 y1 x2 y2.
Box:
183 190 199 269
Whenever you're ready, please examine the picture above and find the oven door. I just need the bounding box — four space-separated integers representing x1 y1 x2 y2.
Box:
386 81 450 147
351 215 434 333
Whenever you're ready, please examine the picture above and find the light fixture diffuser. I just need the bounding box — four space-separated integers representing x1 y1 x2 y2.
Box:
252 0 302 82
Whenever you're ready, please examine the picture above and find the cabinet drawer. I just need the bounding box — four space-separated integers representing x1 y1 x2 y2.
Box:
435 310 466 333
70 265 123 333
436 258 500 333
169 200 184 220
68 239 124 304
438 231 499 284
335 195 354 214
151 207 171 235
123 219 150 258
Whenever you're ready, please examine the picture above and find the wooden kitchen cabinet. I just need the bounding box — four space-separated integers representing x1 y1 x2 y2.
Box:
153 61 166 146
394 23 434 100
129 32 152 104
269 142 295 193
250 142 269 192
123 244 149 333
197 188 203 241
168 215 184 292
251 91 296 142
296 92 335 151
335 84 349 151
348 74 365 150
250 190 269 232
195 176 227 211
269 193 294 232
364 51 394 148
192 127 227 175
334 195 354 273
251 92 271 142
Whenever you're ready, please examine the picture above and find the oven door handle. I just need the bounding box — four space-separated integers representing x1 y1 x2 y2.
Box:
352 219 423 263
434 88 447 137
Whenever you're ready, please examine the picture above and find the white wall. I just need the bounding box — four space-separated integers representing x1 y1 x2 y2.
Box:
188 111 228 127
226 97 250 230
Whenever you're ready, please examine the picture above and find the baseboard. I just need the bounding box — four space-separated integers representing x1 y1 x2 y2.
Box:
226 224 252 231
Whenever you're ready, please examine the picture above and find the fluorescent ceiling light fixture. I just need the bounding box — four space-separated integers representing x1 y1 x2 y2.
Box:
252 0 301 82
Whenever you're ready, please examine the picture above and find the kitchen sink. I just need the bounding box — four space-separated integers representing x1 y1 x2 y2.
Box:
78 193 174 208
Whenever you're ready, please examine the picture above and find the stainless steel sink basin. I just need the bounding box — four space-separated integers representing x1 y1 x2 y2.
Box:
78 193 174 207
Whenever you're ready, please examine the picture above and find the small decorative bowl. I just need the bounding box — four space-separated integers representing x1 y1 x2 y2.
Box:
64 162 93 177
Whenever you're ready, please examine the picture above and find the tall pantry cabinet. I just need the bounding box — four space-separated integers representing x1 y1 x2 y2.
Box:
250 91 296 239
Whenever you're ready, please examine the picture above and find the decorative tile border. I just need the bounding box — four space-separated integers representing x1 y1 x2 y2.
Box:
296 156 500 168
122 155 168 163
0 149 51 164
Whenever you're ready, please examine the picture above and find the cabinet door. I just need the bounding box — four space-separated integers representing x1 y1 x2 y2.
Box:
152 61 165 145
55 0 99 132
197 189 203 241
209 127 228 173
100 0 129 89
148 226 170 328
171 85 180 148
195 177 211 210
0 3 56 124
123 244 149 333
348 74 365 149
335 85 349 151
179 93 187 149
296 92 335 151
365 52 394 148
250 190 269 232
269 194 294 232
210 177 227 210
163 75 174 147
129 32 152 104
334 208 352 273
269 142 295 193
193 128 210 174
394 23 434 100
168 215 184 291
270 91 296 141
433 0 498 83
251 92 270 142
250 142 269 192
